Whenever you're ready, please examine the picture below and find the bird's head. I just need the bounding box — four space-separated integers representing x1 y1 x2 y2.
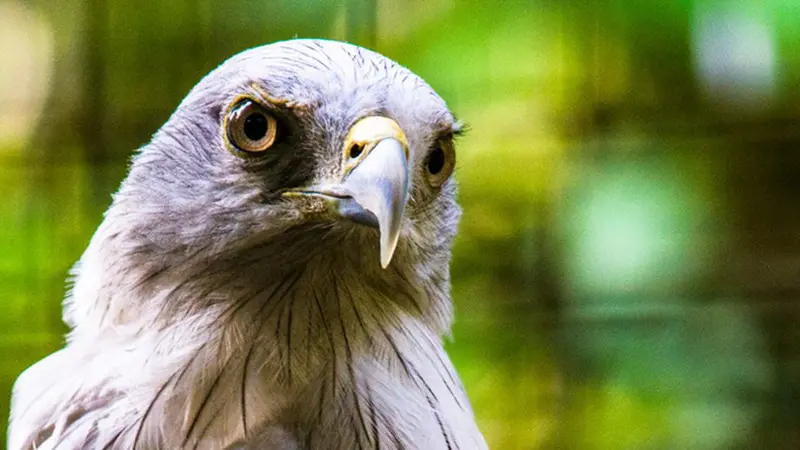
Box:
69 40 462 333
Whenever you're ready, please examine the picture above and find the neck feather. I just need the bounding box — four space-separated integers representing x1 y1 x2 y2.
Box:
55 229 480 448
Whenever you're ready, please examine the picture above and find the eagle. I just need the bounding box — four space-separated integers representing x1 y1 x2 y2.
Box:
8 39 487 450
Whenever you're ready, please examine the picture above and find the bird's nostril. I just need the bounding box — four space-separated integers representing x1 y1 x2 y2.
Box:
349 143 363 159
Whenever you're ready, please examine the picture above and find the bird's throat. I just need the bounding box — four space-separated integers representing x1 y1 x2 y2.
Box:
132 269 466 448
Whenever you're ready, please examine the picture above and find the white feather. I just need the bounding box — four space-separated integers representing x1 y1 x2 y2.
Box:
9 39 487 450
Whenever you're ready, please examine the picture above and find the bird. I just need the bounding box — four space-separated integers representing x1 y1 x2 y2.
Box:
8 39 487 450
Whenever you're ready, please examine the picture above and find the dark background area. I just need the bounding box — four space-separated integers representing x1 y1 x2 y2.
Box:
2 0 800 448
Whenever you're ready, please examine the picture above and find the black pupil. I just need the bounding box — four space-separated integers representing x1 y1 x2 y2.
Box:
349 144 363 159
243 113 268 141
427 147 446 174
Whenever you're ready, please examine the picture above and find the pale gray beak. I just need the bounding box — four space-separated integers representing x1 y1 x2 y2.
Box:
339 137 409 268
282 116 410 268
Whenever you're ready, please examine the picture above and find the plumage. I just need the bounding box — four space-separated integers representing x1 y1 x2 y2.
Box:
8 39 486 449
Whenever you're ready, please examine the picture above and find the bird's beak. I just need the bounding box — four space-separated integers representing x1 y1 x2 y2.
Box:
283 116 410 268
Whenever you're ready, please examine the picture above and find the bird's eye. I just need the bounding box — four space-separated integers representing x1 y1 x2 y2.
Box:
226 100 278 154
425 139 455 187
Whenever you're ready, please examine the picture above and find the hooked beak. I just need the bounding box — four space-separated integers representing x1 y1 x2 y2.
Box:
283 116 410 268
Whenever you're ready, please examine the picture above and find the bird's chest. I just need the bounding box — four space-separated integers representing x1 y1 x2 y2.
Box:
248 366 458 450
237 333 473 450
139 283 478 449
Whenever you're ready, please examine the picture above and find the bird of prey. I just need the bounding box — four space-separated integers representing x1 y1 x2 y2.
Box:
8 39 487 450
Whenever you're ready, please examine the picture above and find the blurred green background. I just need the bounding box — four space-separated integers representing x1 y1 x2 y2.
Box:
2 0 800 448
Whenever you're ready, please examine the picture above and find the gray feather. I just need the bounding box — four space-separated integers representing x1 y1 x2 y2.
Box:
8 39 485 450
